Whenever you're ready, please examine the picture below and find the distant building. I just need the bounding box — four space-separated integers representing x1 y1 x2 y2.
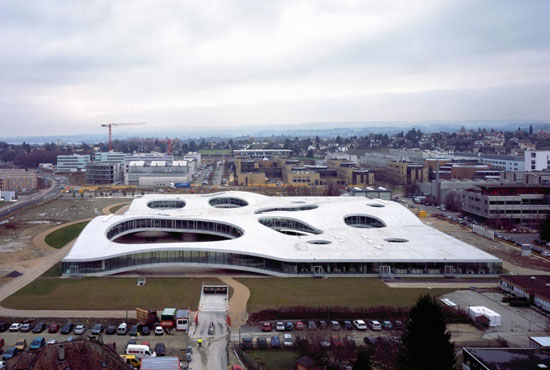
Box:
56 154 91 172
0 190 16 201
454 152 524 171
501 170 550 185
462 347 550 370
94 151 126 164
126 160 193 186
233 149 292 159
387 161 428 186
525 150 550 171
348 186 392 200
0 169 37 192
461 184 550 224
283 170 321 186
86 162 124 185
529 337 550 349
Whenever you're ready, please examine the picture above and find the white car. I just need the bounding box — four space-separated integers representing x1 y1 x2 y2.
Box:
283 333 293 347
275 322 285 331
9 323 22 332
368 320 382 331
154 326 164 335
352 320 367 330
47 339 58 345
74 325 87 335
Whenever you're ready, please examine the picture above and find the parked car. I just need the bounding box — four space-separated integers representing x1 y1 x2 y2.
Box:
241 337 253 349
363 336 377 345
271 336 281 348
318 320 328 330
30 337 46 351
257 337 268 348
261 322 273 332
307 321 317 330
154 326 164 336
48 324 60 333
208 322 215 335
285 322 294 331
2 347 18 360
105 325 116 335
382 321 393 330
295 321 305 330
14 339 27 351
74 325 87 335
344 321 353 330
141 326 150 336
331 321 341 331
394 320 404 330
32 323 46 333
60 322 74 334
0 321 8 332
20 323 33 333
368 320 382 331
155 342 166 356
117 323 128 335
91 324 104 335
128 325 140 337
47 339 58 345
283 334 293 347
275 322 285 331
9 323 22 332
352 320 367 330
320 337 330 347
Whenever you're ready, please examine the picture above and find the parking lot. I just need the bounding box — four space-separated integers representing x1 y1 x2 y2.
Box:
441 290 550 347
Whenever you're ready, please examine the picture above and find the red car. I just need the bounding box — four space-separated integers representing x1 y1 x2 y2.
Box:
261 322 273 332
48 324 60 333
295 321 305 330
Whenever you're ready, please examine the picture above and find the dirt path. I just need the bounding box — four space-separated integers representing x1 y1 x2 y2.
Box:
0 218 135 319
101 202 129 215
219 277 250 327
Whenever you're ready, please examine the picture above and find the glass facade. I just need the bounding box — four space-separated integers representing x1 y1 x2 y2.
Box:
255 205 318 214
344 215 386 228
62 250 502 276
258 217 323 235
209 197 248 208
106 218 244 240
147 200 186 209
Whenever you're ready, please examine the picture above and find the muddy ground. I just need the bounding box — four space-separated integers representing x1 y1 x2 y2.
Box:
0 197 126 283
425 216 550 271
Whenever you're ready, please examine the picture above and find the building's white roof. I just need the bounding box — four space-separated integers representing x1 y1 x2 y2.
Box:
129 161 145 167
64 191 501 263
150 161 166 166
530 337 550 347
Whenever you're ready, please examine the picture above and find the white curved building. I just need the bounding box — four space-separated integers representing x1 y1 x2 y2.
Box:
61 191 502 277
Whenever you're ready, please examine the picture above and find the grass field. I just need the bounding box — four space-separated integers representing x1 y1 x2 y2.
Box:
247 350 300 370
1 277 223 310
238 278 455 312
109 203 129 214
198 149 231 155
44 220 90 249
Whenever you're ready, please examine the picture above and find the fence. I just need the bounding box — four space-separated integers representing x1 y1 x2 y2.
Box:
233 344 265 370
472 224 495 240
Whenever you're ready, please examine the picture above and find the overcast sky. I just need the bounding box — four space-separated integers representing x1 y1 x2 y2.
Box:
1 0 549 136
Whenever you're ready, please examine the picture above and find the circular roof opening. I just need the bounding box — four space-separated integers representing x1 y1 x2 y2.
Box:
147 200 186 209
367 203 385 208
306 240 332 245
344 214 386 229
254 204 319 214
209 197 248 208
384 238 408 243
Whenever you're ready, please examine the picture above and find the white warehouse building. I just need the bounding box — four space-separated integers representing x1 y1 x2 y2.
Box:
62 192 502 277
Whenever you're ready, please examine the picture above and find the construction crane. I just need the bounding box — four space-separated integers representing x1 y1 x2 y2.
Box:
101 122 147 151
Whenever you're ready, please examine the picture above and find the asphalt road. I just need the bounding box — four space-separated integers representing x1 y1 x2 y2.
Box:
0 173 67 220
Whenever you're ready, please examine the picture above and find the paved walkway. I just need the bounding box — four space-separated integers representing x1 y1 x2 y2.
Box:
100 202 129 215
219 277 250 327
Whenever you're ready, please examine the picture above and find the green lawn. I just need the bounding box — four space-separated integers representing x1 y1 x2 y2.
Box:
44 220 90 249
198 149 231 155
238 278 454 312
1 277 222 310
109 203 129 214
247 350 300 370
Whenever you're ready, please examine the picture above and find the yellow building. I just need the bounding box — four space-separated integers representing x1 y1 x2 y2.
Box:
237 172 266 186
282 171 320 186
0 169 38 191
387 161 428 185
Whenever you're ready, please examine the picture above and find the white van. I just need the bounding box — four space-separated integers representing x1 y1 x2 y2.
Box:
117 323 128 335
126 344 156 357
